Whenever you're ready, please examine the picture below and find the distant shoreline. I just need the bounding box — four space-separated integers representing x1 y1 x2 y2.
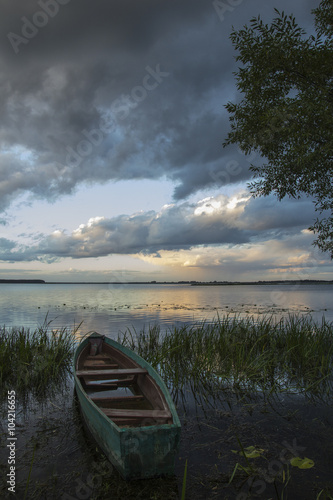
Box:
0 279 46 284
190 279 333 286
0 279 332 285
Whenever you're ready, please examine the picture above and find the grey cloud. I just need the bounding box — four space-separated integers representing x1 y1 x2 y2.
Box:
239 196 317 232
35 205 250 259
0 237 38 262
0 0 317 211
0 237 16 251
0 194 318 262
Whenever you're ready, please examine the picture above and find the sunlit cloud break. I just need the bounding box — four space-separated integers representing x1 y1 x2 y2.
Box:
0 193 318 263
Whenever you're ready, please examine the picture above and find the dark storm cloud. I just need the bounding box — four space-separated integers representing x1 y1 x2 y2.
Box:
0 0 317 211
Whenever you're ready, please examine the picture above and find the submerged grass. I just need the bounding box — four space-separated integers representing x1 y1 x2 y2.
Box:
0 318 77 399
119 314 333 399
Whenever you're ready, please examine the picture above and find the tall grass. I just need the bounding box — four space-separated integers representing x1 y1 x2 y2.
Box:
0 319 77 399
119 314 333 399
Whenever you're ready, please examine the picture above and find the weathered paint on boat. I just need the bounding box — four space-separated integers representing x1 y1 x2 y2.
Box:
73 334 181 480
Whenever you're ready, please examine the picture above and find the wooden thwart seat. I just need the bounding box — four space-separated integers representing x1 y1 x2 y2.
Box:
86 354 113 360
84 377 135 388
83 360 119 369
100 408 172 420
90 394 144 403
76 368 148 378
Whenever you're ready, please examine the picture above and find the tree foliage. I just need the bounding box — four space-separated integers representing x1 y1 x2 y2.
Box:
224 0 333 257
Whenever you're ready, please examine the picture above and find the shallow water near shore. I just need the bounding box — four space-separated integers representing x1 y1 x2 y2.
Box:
1 373 333 499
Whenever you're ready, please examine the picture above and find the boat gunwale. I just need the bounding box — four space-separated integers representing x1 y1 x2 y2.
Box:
73 335 181 432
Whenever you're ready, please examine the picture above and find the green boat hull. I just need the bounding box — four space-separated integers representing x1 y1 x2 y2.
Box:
74 336 181 480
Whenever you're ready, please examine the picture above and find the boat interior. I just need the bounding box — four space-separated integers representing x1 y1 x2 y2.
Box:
76 335 173 427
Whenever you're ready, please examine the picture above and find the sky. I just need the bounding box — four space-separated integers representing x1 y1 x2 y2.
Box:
0 0 332 282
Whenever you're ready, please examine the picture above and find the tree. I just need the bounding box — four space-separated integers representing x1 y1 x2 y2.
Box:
223 0 333 258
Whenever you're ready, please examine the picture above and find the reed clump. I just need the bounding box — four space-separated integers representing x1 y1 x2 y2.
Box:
0 321 76 399
120 314 333 398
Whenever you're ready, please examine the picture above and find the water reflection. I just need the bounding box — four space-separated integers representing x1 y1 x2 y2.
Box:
0 283 332 333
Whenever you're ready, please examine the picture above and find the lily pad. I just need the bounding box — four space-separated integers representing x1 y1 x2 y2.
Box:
232 445 264 459
290 457 315 469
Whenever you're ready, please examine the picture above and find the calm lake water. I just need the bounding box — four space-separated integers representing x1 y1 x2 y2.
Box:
0 282 332 336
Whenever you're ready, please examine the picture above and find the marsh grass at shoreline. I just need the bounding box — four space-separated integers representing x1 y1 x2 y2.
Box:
1 313 332 400
0 319 77 399
119 314 333 400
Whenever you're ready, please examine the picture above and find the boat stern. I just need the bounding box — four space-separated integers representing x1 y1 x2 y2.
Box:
120 424 181 480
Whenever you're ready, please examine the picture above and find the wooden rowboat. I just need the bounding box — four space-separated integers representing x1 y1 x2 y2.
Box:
73 332 181 480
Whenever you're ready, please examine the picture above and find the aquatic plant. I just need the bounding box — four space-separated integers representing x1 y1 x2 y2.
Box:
228 436 316 500
119 314 333 400
181 459 188 500
0 318 77 399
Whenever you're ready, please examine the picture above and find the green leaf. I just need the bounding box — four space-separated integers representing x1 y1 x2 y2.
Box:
290 457 315 469
181 459 188 500
228 462 239 484
232 445 264 459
